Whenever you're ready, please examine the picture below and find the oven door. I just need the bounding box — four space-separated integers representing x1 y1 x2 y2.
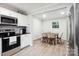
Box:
2 36 20 53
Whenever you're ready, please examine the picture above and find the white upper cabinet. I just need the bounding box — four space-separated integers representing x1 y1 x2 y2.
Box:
17 13 28 26
8 11 17 18
0 7 17 18
0 7 28 26
0 7 11 16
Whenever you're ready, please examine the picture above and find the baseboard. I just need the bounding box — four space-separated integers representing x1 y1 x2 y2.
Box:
12 45 30 56
32 35 42 40
20 45 30 51
33 37 41 41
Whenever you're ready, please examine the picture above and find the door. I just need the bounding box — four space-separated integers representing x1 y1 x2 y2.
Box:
75 4 79 56
69 5 74 55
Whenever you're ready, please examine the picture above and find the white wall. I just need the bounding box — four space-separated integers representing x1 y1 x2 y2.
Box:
27 15 43 40
32 18 42 40
30 16 70 40
42 17 69 40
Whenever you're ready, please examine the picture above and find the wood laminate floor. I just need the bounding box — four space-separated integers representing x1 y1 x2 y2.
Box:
13 39 67 56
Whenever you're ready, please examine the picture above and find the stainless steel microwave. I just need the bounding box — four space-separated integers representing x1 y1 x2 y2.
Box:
0 15 18 25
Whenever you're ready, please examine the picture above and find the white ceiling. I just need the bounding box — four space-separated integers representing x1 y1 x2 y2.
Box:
33 8 68 20
1 3 72 20
6 3 56 14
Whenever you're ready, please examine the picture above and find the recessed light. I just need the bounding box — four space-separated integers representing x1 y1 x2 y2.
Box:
43 14 46 18
60 12 65 15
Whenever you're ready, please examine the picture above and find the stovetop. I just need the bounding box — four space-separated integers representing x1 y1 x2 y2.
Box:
0 25 20 33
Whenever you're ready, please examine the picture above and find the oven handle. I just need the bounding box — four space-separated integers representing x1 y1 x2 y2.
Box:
3 37 9 39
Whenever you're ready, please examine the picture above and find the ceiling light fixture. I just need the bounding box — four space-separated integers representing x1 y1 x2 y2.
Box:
60 12 65 15
43 14 46 18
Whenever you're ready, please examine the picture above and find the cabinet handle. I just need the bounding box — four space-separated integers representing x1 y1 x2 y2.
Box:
3 37 9 39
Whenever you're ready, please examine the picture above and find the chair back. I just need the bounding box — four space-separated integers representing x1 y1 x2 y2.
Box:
51 33 56 38
47 33 51 38
59 33 63 39
42 33 47 37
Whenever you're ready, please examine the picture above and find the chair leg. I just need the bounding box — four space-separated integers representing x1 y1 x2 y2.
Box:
54 40 56 45
48 39 50 44
55 38 57 45
47 39 48 43
60 39 62 44
46 39 47 43
51 39 53 45
59 39 62 44
60 39 63 44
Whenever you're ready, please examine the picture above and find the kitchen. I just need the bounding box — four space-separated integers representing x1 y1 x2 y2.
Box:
0 3 74 56
0 6 32 56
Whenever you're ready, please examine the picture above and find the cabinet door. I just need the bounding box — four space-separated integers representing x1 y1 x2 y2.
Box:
17 14 28 26
21 35 27 48
0 7 11 16
21 34 32 48
17 14 23 26
0 7 17 18
8 11 17 18
26 34 32 45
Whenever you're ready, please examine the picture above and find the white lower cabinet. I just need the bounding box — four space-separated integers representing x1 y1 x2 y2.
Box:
21 34 32 48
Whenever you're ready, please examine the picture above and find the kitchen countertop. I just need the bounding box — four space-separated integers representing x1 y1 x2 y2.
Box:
0 33 30 38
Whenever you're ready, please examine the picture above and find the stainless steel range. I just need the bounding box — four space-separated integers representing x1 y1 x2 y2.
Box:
0 15 22 56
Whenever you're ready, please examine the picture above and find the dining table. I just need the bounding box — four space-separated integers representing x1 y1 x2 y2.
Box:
42 32 59 45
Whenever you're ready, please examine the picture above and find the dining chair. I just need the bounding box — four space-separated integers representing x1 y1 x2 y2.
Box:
57 33 63 44
47 33 56 45
47 33 51 44
42 33 48 43
52 33 57 45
